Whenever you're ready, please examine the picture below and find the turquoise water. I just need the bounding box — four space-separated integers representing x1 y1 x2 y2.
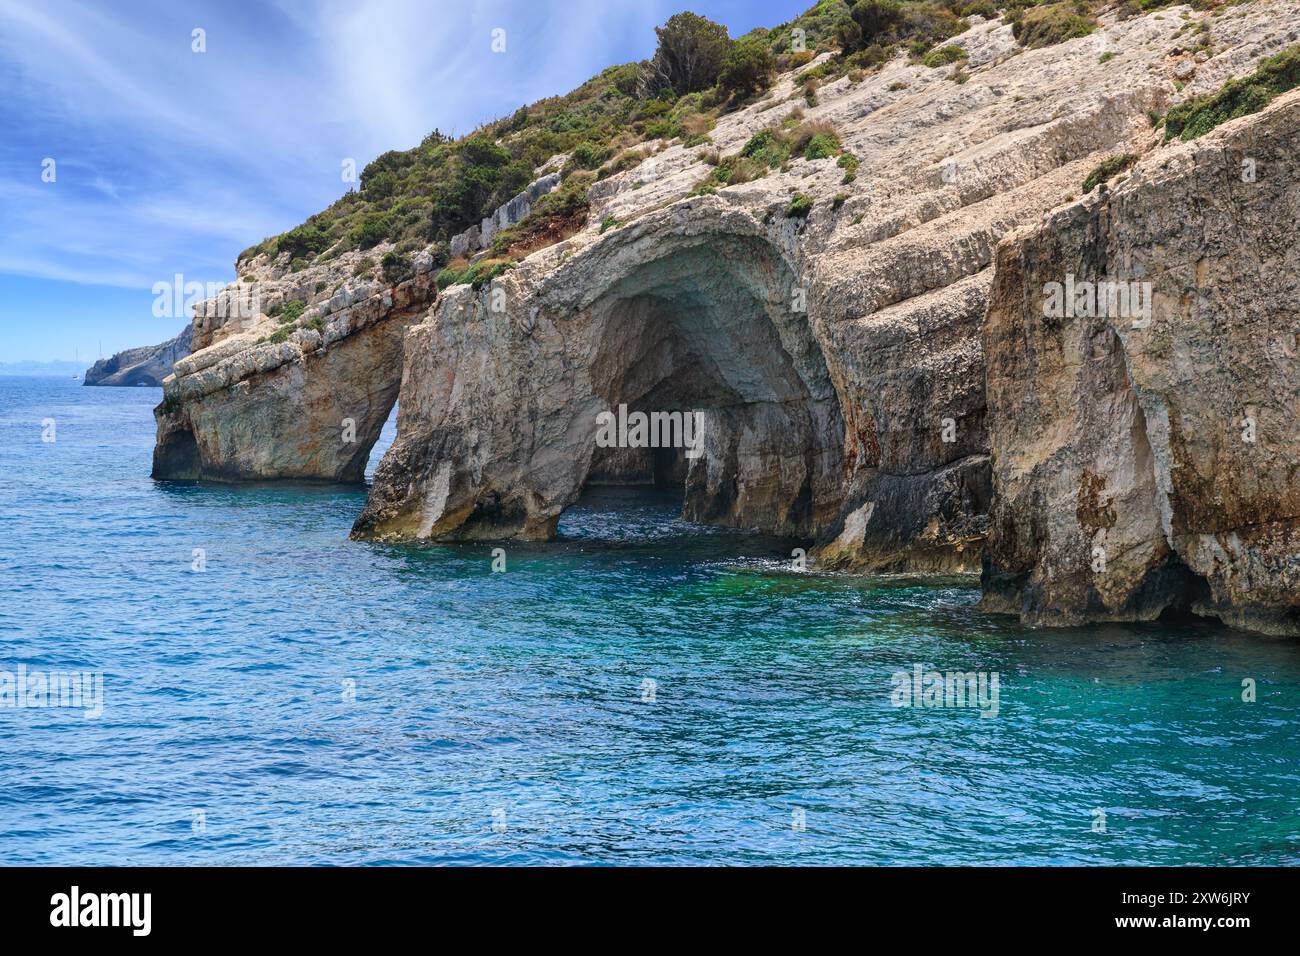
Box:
2 376 1298 865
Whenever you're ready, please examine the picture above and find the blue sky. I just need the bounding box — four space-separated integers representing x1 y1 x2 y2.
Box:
0 0 810 362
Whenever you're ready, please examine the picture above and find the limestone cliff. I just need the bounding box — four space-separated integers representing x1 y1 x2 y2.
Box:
353 5 1296 576
151 250 439 481
982 88 1300 636
84 326 191 386
152 3 1300 633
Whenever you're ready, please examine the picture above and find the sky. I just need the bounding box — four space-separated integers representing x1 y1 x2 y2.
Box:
0 0 811 363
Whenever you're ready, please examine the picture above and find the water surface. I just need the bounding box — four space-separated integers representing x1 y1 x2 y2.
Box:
2 377 1297 865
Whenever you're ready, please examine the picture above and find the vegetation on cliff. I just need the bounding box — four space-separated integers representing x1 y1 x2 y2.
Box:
1081 152 1137 192
1163 44 1300 140
242 0 1199 277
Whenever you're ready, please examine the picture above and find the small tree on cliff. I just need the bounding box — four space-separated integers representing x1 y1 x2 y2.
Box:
719 32 777 97
835 0 905 53
646 12 731 95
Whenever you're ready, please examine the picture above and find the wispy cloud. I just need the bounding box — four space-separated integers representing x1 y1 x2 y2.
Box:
0 0 806 358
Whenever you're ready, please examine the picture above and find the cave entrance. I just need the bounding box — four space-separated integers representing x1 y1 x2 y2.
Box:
571 234 844 539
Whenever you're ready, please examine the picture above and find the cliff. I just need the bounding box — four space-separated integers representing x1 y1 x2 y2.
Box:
83 326 191 386
982 87 1300 636
151 2 1300 633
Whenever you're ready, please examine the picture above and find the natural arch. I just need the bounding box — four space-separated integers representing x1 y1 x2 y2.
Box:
352 227 846 542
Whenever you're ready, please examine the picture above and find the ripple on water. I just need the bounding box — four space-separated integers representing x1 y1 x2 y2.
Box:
2 378 1299 864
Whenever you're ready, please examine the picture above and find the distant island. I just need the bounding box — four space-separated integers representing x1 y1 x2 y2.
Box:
0 359 86 377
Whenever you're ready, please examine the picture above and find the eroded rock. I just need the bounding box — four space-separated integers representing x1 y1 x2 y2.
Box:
981 90 1300 635
151 256 436 482
84 325 191 387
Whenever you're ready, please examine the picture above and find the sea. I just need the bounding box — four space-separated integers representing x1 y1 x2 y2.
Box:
2 376 1297 865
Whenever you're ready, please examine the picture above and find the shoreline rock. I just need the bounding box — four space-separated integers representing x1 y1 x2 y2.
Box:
981 89 1300 636
150 5 1300 635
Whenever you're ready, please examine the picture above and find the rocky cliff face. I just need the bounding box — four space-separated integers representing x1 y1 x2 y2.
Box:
84 326 191 386
353 6 1297 573
982 89 1300 636
151 249 440 481
154 3 1300 633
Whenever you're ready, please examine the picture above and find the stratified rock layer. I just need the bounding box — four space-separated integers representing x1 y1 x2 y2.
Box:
152 3 1300 634
152 256 439 482
981 90 1300 636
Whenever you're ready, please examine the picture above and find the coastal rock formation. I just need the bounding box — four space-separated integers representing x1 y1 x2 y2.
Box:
981 90 1300 636
151 252 439 481
83 326 191 386
153 3 1300 632
355 7 1299 571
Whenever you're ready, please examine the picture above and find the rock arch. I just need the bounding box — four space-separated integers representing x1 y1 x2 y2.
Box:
352 210 847 542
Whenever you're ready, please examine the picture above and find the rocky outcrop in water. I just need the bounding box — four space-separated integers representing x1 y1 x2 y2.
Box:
83 326 191 386
151 251 440 481
356 8 1294 570
981 89 1300 636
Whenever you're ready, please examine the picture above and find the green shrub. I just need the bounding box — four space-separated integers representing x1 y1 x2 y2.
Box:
381 250 414 283
274 224 331 260
742 128 793 168
352 257 375 277
278 299 305 324
237 242 265 264
567 140 613 172
923 44 967 67
804 132 842 159
1164 44 1300 140
838 151 860 182
435 267 466 290
647 12 731 95
267 327 292 344
785 193 814 218
464 258 513 290
1081 153 1137 192
599 215 620 234
351 215 392 250
837 0 906 53
1012 4 1097 49
720 33 777 96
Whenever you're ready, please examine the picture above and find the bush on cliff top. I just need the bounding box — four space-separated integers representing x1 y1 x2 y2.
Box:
245 4 870 271
1163 44 1300 141
922 43 967 67
1011 3 1097 50
241 2 999 272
